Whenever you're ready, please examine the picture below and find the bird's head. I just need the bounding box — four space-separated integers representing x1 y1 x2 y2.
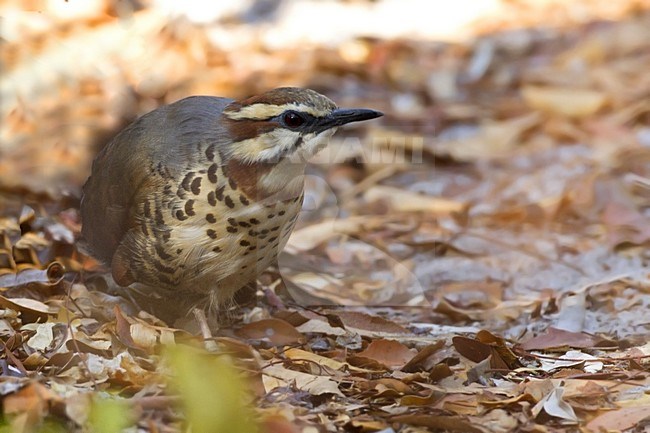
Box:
222 87 382 164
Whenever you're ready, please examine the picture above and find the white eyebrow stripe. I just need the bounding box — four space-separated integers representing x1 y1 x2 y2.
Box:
224 103 330 120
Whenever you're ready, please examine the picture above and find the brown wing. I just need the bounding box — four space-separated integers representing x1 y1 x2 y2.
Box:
80 96 233 271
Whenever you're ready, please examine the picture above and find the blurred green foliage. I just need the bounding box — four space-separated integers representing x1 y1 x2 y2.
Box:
167 344 259 433
87 396 134 433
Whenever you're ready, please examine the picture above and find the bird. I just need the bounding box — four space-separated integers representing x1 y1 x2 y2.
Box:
80 87 382 315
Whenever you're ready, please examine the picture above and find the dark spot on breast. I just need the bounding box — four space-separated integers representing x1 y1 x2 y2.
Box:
257 256 265 261
271 226 280 232
207 191 216 206
208 164 218 183
156 162 169 178
191 177 202 195
248 245 256 251
206 213 217 223
227 226 238 233
238 221 251 228
205 145 215 161
224 196 235 208
175 210 188 221
259 234 268 240
229 177 238 190
279 210 286 216
240 195 250 206
143 200 152 218
162 231 171 242
176 248 183 254
268 236 278 243
241 265 247 269
228 218 237 226
176 188 187 199
184 199 195 216
261 229 269 235
215 185 225 201
155 244 173 260
207 229 218 239
248 229 259 236
181 171 195 191
212 246 222 253
249 218 260 225
240 240 250 246
163 184 173 195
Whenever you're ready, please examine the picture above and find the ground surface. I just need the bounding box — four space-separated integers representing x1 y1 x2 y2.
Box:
1 1 650 432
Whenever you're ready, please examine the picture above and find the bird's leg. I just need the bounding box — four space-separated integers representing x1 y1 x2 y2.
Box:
192 307 219 352
261 263 291 310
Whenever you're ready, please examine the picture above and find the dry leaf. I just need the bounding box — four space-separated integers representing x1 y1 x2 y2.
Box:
237 319 305 346
522 86 607 117
262 364 344 397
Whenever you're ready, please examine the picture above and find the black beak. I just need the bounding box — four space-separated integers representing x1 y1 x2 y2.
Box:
315 108 383 133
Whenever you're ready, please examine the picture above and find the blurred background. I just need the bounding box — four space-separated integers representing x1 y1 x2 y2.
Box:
2 0 647 195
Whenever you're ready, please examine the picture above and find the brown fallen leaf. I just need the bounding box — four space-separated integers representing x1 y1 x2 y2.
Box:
401 340 445 372
329 311 408 334
585 404 650 432
0 295 57 322
3 382 60 430
354 339 417 370
518 327 617 351
237 318 305 346
452 335 516 371
391 414 489 433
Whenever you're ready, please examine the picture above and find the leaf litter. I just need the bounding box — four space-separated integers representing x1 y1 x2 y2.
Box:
1 0 650 432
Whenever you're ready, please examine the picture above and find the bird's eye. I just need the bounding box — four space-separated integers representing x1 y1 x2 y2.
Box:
282 111 305 128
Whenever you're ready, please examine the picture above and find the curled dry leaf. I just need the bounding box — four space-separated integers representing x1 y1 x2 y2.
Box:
25 322 56 352
531 383 578 422
0 261 65 288
537 350 604 373
401 340 445 372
